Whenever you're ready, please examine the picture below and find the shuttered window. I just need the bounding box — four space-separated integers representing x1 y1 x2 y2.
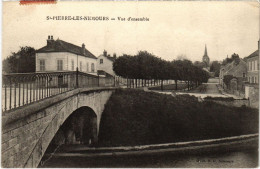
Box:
39 60 45 71
57 60 63 71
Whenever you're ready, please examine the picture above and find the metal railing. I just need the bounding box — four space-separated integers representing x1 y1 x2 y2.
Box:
2 71 115 112
125 79 174 88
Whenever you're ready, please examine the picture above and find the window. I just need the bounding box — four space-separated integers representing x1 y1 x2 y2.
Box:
71 60 74 71
100 59 103 64
80 61 82 71
86 62 89 72
57 60 63 71
242 73 246 78
91 63 95 72
255 60 258 71
39 59 45 71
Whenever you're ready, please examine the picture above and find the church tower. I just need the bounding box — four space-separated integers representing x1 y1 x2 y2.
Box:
202 45 210 67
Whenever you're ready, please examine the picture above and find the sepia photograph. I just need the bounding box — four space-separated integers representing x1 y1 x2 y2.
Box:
1 1 259 168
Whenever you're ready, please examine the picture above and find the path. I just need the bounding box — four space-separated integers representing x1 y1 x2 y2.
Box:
145 78 243 99
175 82 228 98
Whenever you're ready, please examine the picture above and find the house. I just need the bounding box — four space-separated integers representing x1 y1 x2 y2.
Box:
36 35 97 74
97 50 116 76
219 58 247 92
244 41 259 108
245 44 259 84
97 50 127 86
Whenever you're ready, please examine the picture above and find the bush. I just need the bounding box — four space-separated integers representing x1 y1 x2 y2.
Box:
204 96 234 101
98 89 258 147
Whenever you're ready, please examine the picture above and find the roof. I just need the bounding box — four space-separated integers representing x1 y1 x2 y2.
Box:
223 58 246 76
245 50 259 60
99 54 116 62
37 39 97 59
105 55 116 62
97 70 114 77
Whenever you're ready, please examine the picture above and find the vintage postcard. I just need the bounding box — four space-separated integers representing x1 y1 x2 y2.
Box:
2 1 259 168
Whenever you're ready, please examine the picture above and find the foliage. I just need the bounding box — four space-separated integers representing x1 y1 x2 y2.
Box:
204 96 234 101
222 53 240 66
194 61 206 69
2 46 36 73
176 54 188 61
210 61 221 77
223 75 234 88
113 51 210 89
98 89 258 147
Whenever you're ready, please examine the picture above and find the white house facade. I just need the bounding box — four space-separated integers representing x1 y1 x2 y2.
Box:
97 50 116 76
36 36 97 75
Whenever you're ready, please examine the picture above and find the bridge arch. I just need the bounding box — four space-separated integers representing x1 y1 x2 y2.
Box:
2 89 114 168
49 106 98 147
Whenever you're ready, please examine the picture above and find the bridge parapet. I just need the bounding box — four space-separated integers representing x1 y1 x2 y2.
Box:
2 71 116 112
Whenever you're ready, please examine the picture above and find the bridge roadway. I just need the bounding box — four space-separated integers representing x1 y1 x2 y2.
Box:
2 87 117 168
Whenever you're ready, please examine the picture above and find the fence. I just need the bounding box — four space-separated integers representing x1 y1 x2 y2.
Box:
125 79 174 88
2 71 115 112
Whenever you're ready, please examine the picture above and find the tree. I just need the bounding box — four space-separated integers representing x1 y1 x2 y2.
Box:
113 51 209 90
194 61 206 69
176 54 188 61
223 75 234 89
210 61 221 77
222 53 240 66
2 46 36 73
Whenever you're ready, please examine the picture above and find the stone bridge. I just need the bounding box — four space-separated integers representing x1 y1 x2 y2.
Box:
2 87 116 168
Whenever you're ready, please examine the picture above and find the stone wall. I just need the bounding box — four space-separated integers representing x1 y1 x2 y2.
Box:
2 88 114 168
248 86 259 109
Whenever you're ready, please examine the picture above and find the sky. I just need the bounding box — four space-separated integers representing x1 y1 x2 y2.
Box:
2 1 259 62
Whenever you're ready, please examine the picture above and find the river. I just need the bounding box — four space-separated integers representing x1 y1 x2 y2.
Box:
40 144 258 168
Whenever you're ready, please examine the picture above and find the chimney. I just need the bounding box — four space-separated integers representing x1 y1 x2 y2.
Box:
47 35 54 46
103 50 107 56
82 43 85 55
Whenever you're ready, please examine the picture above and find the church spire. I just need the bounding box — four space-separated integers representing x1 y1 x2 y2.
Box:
204 44 208 56
202 44 210 67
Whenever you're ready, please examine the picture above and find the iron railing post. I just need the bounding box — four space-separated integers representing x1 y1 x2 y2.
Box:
76 68 79 88
98 74 99 87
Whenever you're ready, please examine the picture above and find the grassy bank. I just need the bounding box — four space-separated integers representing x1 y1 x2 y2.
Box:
98 89 258 147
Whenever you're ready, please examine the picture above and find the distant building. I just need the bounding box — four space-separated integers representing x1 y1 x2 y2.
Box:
244 41 259 108
97 50 116 76
97 50 127 86
245 43 259 84
202 45 210 68
219 58 247 90
36 35 97 74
